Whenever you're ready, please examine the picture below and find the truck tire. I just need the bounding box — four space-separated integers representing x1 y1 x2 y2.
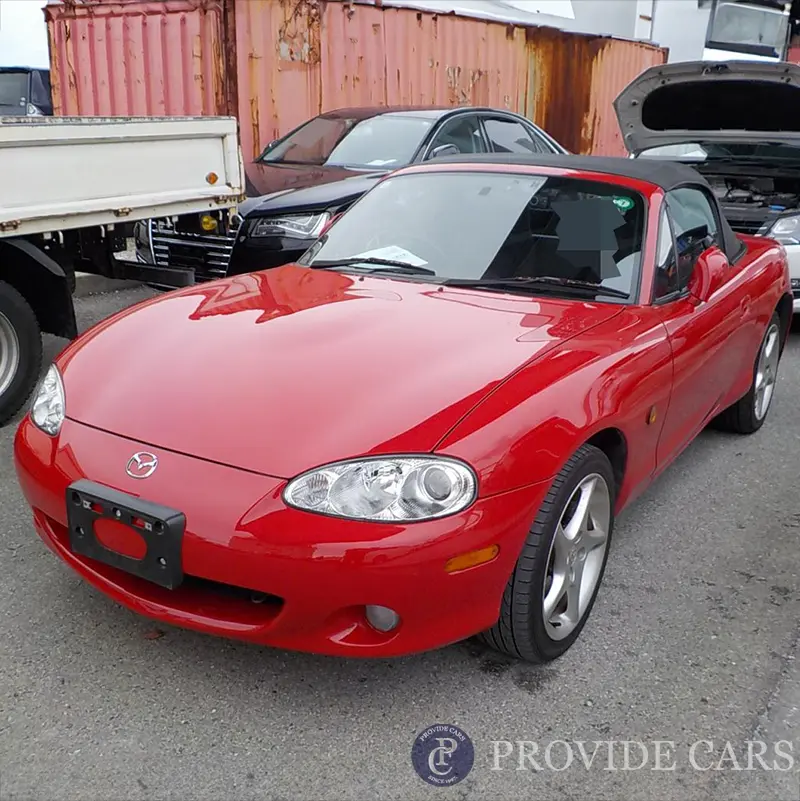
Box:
0 281 43 426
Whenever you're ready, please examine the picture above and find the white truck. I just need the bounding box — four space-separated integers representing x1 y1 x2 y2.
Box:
0 114 245 427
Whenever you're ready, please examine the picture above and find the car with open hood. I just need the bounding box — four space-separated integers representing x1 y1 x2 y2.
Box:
133 106 567 287
14 153 791 663
615 59 800 311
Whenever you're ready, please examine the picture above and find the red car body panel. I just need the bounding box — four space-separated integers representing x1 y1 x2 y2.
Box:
54 266 622 479
13 161 793 657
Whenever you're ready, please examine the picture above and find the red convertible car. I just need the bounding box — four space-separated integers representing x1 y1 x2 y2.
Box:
14 154 791 664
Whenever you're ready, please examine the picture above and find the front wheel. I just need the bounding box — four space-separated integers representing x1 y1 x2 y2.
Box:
479 444 615 663
0 281 42 427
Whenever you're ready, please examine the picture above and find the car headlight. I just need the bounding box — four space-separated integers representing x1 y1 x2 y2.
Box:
760 213 800 245
283 456 478 522
31 364 65 436
250 212 330 239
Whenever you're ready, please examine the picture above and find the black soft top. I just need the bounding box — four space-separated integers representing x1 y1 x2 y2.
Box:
429 153 745 263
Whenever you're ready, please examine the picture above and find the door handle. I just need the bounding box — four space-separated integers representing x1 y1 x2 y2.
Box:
740 297 750 316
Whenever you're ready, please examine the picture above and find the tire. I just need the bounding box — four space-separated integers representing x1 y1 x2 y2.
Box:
65 264 76 295
479 443 616 664
715 311 782 435
0 281 43 427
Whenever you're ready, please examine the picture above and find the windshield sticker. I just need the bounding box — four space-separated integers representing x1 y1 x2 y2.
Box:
365 159 398 166
353 246 428 266
612 196 634 211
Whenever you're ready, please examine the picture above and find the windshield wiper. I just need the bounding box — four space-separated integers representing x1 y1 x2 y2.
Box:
443 275 630 299
309 257 437 275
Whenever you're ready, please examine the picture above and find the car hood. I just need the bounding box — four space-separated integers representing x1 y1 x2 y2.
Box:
57 265 622 479
614 60 800 155
242 162 386 216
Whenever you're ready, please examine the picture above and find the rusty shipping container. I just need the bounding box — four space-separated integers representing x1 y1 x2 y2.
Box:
45 0 667 167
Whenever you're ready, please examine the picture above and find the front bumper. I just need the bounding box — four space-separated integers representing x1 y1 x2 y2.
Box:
14 416 547 657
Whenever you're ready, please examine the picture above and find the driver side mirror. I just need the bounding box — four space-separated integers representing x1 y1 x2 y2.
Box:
427 143 460 160
688 244 728 303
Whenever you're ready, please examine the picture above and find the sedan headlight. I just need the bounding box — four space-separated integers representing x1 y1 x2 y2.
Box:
760 213 800 246
283 456 477 522
250 212 330 239
31 364 65 436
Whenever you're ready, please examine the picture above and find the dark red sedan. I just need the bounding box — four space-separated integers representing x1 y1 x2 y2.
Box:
14 154 792 663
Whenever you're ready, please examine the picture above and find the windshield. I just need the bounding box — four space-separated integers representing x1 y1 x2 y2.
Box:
0 72 28 110
707 2 789 56
301 171 645 301
638 141 800 162
259 114 435 169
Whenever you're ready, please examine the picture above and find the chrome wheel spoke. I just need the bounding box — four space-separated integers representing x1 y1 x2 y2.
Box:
543 570 568 620
564 478 595 540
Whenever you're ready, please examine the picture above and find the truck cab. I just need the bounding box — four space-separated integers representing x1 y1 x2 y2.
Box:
0 67 52 117
702 0 793 62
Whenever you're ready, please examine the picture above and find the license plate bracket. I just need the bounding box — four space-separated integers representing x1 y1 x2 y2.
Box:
66 479 186 590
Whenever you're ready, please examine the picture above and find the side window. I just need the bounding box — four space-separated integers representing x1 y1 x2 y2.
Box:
665 187 719 290
426 115 487 158
653 209 679 300
482 117 544 154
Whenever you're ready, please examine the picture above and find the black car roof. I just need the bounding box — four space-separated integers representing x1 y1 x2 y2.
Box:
422 153 746 264
428 152 710 191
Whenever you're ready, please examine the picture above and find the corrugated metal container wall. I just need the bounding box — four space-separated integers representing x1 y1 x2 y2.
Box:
523 26 667 156
45 0 668 163
233 0 666 161
45 0 235 117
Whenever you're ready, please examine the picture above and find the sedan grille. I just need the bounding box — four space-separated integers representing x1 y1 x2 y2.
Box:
150 216 240 282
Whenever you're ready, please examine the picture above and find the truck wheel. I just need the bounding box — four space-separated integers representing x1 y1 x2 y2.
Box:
0 281 43 426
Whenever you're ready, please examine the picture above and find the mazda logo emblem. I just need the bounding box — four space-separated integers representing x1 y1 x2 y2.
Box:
126 452 158 479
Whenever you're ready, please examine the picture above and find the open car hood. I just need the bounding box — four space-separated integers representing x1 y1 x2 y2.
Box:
614 60 800 155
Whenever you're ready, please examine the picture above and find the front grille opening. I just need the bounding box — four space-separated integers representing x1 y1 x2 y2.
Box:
181 575 283 609
151 216 241 282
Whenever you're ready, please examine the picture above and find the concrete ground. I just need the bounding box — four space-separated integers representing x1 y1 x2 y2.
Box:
1 285 799 800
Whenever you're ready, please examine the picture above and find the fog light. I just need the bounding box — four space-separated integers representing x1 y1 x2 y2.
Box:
365 605 400 632
200 214 218 232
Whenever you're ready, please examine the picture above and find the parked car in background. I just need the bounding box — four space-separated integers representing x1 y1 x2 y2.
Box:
134 106 568 286
0 67 52 116
615 59 800 311
16 154 791 664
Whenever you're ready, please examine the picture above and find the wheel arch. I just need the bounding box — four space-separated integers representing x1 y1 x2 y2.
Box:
585 427 627 496
776 291 792 352
0 239 77 339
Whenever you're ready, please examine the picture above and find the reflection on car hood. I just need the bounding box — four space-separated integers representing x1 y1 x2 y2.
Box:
242 162 387 216
57 265 622 478
614 60 800 155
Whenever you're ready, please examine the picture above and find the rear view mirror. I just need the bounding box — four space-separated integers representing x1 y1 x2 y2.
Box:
688 246 728 303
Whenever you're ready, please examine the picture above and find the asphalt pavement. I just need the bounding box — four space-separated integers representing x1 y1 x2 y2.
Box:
2 285 799 801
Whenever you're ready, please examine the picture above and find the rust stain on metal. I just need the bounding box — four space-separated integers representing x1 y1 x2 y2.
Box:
446 66 487 106
221 0 239 116
248 51 261 160
277 0 321 63
525 26 605 154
